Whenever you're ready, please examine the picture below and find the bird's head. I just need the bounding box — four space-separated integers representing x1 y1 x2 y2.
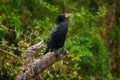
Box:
56 13 73 24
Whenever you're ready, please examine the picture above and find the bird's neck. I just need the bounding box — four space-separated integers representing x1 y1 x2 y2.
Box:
57 20 66 24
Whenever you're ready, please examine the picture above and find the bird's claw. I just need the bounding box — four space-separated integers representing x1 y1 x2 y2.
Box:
60 48 66 55
54 48 66 58
54 51 60 58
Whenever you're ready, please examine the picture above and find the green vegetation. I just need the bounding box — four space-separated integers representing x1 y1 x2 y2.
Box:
0 0 120 80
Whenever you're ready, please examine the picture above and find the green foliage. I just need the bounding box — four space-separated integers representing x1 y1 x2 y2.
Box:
0 0 120 80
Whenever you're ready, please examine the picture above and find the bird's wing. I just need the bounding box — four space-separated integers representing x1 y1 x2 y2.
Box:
47 26 58 45
48 23 63 41
47 23 65 47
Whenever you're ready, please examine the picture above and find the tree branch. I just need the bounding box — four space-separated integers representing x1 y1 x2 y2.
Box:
14 40 68 80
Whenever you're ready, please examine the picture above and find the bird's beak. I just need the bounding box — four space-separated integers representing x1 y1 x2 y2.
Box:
65 13 73 18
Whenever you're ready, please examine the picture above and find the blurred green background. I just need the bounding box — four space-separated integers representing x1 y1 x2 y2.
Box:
0 0 120 80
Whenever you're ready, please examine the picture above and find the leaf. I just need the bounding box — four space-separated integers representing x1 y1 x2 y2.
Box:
12 16 21 30
16 0 21 7
11 16 22 40
2 4 12 14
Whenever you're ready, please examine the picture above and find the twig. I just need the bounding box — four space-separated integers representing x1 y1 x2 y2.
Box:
0 48 21 59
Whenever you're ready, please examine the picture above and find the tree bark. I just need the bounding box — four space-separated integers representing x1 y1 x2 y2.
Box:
14 40 67 80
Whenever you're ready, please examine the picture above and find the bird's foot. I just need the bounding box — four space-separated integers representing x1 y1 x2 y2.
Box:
60 48 66 55
54 50 60 58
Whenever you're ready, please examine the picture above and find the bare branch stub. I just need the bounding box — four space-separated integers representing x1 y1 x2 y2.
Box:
23 40 45 65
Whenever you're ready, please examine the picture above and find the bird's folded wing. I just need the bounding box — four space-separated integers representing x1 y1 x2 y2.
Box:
48 27 57 43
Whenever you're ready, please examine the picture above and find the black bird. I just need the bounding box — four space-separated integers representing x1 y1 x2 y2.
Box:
44 13 73 57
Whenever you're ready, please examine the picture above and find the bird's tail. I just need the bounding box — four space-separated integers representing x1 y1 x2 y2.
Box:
44 48 49 55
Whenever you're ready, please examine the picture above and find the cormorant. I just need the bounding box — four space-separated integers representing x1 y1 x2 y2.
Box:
44 13 73 57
